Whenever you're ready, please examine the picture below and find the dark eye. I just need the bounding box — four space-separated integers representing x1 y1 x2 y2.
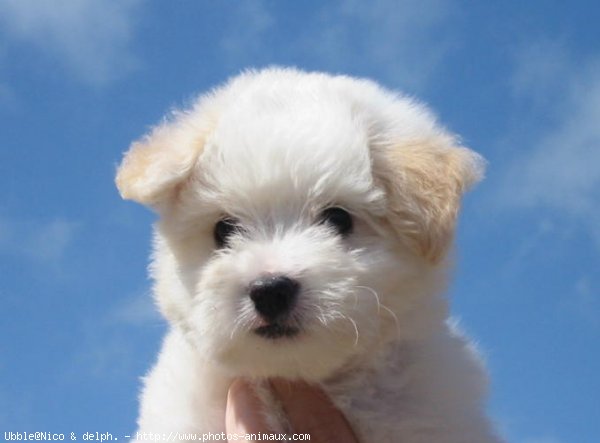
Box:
319 207 353 237
214 217 239 248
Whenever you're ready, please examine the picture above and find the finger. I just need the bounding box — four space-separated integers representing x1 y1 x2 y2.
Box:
226 378 269 442
270 378 359 443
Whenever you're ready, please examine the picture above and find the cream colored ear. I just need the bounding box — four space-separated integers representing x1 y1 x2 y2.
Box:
116 113 211 207
379 135 485 263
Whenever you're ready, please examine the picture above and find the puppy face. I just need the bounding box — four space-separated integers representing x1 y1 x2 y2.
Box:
116 69 484 380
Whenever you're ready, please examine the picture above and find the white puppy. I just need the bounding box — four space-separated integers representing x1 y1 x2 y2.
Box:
116 68 503 443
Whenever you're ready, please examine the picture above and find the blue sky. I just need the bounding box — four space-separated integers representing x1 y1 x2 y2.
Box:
0 1 599 442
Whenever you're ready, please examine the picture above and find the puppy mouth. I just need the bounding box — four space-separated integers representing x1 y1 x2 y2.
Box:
254 323 300 339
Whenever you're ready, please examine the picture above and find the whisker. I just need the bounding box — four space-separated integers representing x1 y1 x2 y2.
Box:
348 316 360 347
229 304 256 340
229 316 243 340
354 285 381 313
379 304 401 338
314 305 328 326
337 313 360 347
353 285 401 338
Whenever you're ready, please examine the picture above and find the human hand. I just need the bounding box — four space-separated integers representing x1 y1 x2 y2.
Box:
226 378 359 443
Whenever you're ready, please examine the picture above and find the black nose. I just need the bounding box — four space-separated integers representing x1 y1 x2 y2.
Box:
249 275 300 322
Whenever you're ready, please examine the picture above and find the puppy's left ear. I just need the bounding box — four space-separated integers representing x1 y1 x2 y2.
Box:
379 136 485 263
116 112 212 208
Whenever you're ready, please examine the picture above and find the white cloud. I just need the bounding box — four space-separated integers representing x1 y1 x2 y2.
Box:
500 219 555 279
306 0 454 89
220 0 275 65
220 0 455 91
0 82 18 109
0 216 79 264
110 289 161 327
558 275 600 329
521 437 562 443
0 0 140 86
498 44 600 246
25 218 79 262
68 290 163 380
71 334 136 379
511 40 571 108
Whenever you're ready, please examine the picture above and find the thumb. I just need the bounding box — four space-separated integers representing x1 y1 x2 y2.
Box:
270 378 359 443
226 378 269 441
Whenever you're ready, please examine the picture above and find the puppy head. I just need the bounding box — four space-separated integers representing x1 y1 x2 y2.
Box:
116 68 484 380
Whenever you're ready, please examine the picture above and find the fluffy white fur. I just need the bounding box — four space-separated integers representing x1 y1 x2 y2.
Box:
116 68 503 442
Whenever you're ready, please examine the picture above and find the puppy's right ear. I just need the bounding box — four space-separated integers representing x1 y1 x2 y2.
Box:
116 112 211 208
